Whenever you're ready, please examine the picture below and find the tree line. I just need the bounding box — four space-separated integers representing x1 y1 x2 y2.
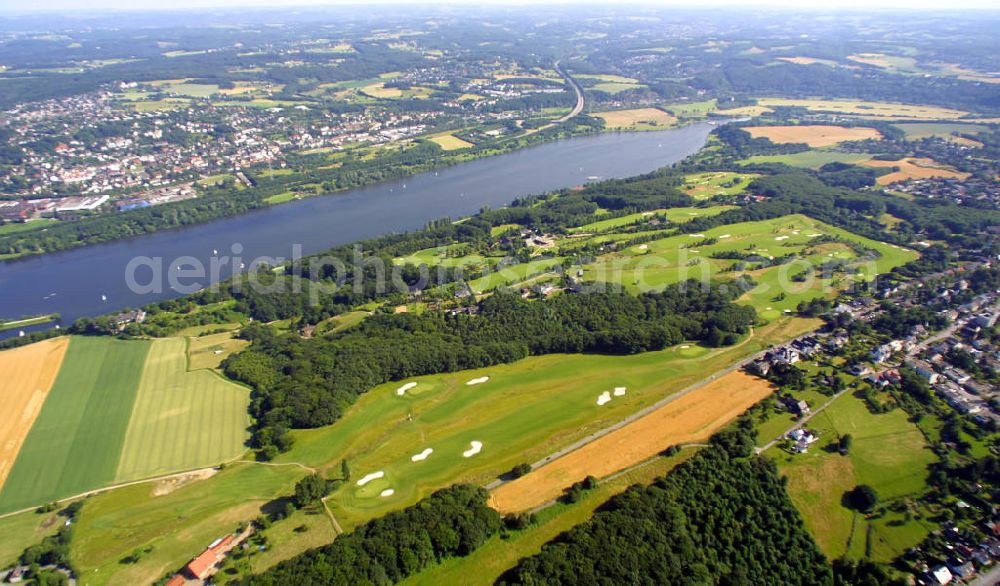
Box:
224 282 757 457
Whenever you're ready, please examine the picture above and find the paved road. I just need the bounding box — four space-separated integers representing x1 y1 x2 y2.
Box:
970 562 1000 586
554 60 584 123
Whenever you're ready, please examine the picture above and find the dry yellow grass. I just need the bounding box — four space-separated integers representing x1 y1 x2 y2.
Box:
756 98 969 120
489 370 774 513
593 108 677 129
864 157 970 185
717 105 773 117
430 134 474 150
361 83 403 98
745 125 882 147
0 337 70 491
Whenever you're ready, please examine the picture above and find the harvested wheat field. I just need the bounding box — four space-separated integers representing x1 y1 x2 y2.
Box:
489 370 774 513
745 125 881 147
594 108 676 129
864 157 970 185
0 337 69 491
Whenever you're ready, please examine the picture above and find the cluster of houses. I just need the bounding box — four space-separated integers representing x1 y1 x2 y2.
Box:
890 176 1000 208
749 335 823 376
915 519 1000 584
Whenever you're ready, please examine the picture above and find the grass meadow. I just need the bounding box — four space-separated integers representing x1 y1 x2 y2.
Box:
768 394 936 562
115 338 251 482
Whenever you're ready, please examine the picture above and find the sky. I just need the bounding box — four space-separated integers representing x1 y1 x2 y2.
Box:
0 0 998 13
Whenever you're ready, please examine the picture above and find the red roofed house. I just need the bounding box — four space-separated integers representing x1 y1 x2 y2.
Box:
164 575 186 586
184 535 235 580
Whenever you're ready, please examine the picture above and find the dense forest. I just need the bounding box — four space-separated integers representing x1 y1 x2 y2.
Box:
498 425 834 585
246 484 500 585
225 282 757 456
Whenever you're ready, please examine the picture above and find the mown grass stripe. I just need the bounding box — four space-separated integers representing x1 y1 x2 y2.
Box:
0 337 150 513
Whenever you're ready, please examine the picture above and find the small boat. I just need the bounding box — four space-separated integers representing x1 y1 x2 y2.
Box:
212 249 218 255
402 183 406 189
101 294 108 302
18 330 25 337
240 262 246 269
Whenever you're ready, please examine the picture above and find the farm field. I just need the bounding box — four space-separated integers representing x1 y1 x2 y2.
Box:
768 394 936 562
744 125 882 147
756 98 969 120
740 150 874 169
716 105 774 117
277 316 815 531
0 337 69 492
429 133 474 150
0 337 150 514
593 107 676 130
488 370 774 513
402 450 695 586
115 338 251 482
893 122 987 146
680 171 758 199
862 157 970 185
579 214 917 321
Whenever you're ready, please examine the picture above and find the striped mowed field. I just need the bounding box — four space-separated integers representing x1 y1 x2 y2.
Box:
0 336 251 514
0 337 150 513
116 337 251 482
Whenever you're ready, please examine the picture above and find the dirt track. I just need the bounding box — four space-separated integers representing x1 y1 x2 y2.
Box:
0 337 69 491
489 370 774 513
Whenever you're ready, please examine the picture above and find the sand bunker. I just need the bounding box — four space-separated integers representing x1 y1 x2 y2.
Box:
808 233 822 237
356 471 385 486
396 382 417 396
596 391 612 406
380 489 395 497
466 376 490 386
775 236 789 241
463 441 483 458
719 234 731 239
637 244 648 250
689 233 704 238
411 448 434 462
613 387 627 397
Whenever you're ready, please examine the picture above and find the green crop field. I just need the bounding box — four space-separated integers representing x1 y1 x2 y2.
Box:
740 151 874 169
580 214 917 321
271 316 814 532
768 394 936 562
0 337 150 514
115 338 251 482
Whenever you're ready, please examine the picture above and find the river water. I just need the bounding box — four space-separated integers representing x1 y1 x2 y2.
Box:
0 122 719 335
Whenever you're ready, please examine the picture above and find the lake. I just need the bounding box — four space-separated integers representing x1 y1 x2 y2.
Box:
0 122 719 336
